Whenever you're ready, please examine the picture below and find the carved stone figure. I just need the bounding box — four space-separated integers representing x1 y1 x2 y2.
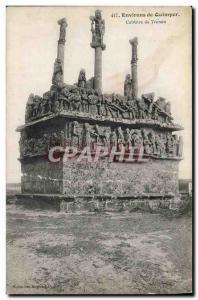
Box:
19 131 28 156
90 10 105 49
148 131 156 154
172 135 178 157
148 101 154 119
35 138 44 154
110 130 117 147
21 139 28 156
124 74 132 97
159 134 166 156
152 105 159 120
52 58 64 87
71 89 81 111
81 92 89 113
155 97 166 110
78 69 86 88
86 77 94 89
28 138 36 153
166 133 173 156
155 134 161 156
178 136 183 157
126 96 136 119
137 98 146 119
32 96 42 118
71 121 80 147
83 123 92 147
103 129 111 147
60 86 71 110
108 94 122 118
115 97 127 119
132 130 142 148
92 124 104 147
165 101 171 115
96 95 103 115
42 134 50 153
60 130 65 147
124 128 132 147
50 133 59 147
58 18 67 42
54 99 60 113
142 93 155 102
40 98 47 115
88 91 98 114
25 94 34 122
47 99 52 114
117 127 124 145
142 93 155 119
154 133 166 157
142 129 151 155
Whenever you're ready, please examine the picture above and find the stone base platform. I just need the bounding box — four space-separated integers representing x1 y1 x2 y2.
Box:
16 193 181 213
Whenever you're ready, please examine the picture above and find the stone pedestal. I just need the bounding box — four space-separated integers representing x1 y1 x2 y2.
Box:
62 158 180 197
20 153 179 197
17 112 182 213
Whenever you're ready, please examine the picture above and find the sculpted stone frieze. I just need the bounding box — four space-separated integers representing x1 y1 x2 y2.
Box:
19 121 183 159
25 80 173 125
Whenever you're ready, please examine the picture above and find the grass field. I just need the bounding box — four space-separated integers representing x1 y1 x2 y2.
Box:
6 203 192 295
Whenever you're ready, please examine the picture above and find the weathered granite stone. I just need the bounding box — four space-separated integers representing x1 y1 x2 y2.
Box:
16 10 184 212
62 159 179 197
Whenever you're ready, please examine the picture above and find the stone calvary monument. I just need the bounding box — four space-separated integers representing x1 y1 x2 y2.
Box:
16 10 184 212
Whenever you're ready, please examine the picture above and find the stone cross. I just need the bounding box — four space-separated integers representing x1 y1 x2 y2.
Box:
57 18 68 73
129 37 138 99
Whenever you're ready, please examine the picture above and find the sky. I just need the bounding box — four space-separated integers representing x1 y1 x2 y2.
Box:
6 6 192 183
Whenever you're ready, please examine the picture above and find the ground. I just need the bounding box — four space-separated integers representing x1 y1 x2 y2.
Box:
6 203 192 295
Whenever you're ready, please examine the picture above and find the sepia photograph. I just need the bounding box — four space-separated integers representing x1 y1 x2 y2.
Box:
6 6 192 295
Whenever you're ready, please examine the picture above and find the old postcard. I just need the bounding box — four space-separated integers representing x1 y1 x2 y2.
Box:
6 6 192 294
